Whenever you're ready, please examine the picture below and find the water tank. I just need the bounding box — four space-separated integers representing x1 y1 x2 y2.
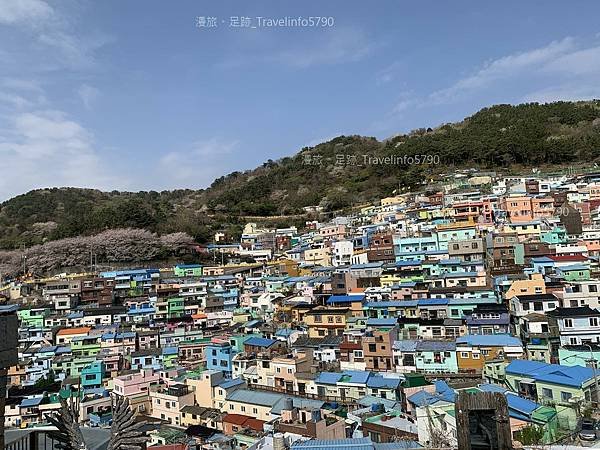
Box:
283 397 294 411
311 409 322 422
273 433 286 450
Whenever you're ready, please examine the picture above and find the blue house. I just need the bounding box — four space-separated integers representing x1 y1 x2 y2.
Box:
81 361 105 389
205 340 236 376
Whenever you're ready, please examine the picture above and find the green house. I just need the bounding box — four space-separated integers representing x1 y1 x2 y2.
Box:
70 335 101 357
557 264 590 281
540 227 568 244
503 359 596 430
174 264 203 277
18 307 50 327
167 297 185 318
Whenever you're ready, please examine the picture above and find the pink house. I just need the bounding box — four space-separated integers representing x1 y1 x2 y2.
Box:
113 369 160 414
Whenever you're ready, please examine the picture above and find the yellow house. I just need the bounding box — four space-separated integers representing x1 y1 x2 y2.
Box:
381 196 404 207
505 273 545 299
304 247 331 266
304 306 351 338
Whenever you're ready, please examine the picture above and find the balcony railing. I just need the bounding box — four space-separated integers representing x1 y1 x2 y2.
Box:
5 429 58 450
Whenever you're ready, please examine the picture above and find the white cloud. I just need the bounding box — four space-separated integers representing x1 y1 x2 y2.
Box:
0 0 53 25
158 138 241 188
426 37 577 105
216 27 373 70
77 84 100 110
385 36 600 122
190 137 239 157
275 28 372 69
0 110 120 200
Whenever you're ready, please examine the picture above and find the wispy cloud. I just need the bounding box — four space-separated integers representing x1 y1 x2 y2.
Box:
274 28 372 69
216 27 374 70
426 37 577 105
375 61 403 85
379 35 600 132
0 109 120 199
0 0 54 25
77 84 100 110
158 138 241 189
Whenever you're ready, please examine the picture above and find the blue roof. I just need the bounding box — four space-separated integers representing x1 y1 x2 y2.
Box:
292 438 373 450
315 370 371 385
558 264 589 271
433 380 456 403
417 298 448 306
478 383 508 394
407 381 456 407
366 318 398 327
506 392 539 416
365 301 417 308
456 334 522 347
21 397 43 407
327 294 365 305
219 378 245 390
244 337 278 348
0 305 18 313
393 341 419 352
505 360 594 388
395 261 422 267
162 346 178 355
275 328 295 337
175 264 202 269
367 376 401 389
101 332 136 340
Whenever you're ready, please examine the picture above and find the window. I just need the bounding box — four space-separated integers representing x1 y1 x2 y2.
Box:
590 285 598 293
241 406 246 412
542 388 553 399
591 318 599 327
460 352 469 358
253 408 258 414
561 391 572 402
229 404 234 410
564 319 573 328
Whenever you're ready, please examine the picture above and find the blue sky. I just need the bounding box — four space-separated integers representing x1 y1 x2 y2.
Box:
1 0 600 199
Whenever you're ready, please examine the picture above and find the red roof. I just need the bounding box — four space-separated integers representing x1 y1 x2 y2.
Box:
149 445 187 450
223 414 251 426
245 418 266 432
548 255 587 262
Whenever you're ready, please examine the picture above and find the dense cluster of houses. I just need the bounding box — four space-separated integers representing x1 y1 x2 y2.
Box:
6 171 600 449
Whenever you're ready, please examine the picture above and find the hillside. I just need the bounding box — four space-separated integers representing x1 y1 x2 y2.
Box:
2 100 600 250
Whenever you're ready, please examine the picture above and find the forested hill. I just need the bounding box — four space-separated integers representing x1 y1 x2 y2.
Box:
2 100 600 249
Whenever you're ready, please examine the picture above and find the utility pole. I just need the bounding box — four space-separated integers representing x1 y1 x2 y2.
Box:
584 343 600 409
